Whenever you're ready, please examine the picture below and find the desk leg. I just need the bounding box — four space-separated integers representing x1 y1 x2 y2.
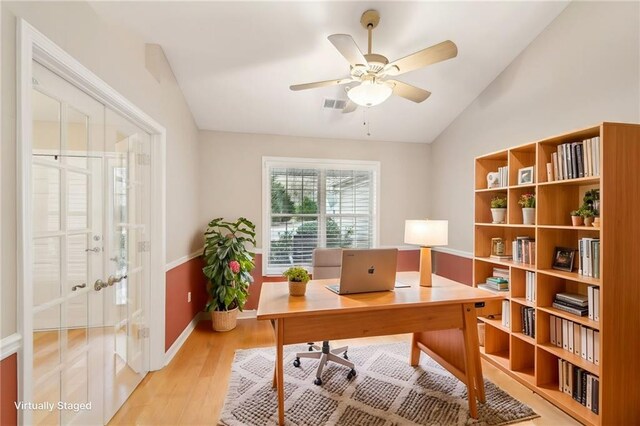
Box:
410 333 421 366
276 319 285 425
463 303 485 403
462 303 480 418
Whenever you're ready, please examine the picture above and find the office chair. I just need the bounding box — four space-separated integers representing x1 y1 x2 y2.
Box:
292 248 357 385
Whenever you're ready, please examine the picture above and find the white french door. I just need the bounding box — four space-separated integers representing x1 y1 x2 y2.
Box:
30 60 151 425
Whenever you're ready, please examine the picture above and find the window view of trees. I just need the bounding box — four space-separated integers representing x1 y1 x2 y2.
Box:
268 167 373 270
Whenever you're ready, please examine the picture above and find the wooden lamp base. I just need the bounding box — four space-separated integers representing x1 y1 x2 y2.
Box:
419 246 433 287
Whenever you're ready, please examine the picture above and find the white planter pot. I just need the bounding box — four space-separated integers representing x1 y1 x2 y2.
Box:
522 208 535 225
491 208 506 224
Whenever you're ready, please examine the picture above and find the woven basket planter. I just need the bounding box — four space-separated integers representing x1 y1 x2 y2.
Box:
288 280 308 296
211 307 239 332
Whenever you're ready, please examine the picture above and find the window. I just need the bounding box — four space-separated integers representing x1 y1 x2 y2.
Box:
263 157 379 275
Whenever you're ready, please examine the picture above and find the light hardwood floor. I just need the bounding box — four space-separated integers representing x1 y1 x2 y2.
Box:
109 318 579 425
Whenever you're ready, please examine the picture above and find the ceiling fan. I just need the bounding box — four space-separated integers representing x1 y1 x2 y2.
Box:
290 9 458 113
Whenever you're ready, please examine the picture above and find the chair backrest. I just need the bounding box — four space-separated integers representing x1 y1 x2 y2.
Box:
312 248 342 280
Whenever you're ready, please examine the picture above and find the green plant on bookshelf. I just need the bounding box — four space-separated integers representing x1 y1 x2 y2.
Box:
518 193 536 225
490 195 507 224
570 209 584 227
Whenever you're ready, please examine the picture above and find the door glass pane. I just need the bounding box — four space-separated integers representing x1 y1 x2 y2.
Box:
33 305 61 382
33 165 61 233
67 234 88 293
32 89 61 161
33 237 61 306
67 171 88 230
63 353 89 407
66 106 89 168
33 371 61 425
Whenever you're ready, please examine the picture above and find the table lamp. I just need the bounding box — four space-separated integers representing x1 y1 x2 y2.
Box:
404 220 449 287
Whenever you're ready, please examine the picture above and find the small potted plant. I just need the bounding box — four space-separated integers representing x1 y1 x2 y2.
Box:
283 266 310 296
570 209 584 227
518 193 536 225
581 208 595 227
490 195 507 224
202 217 256 332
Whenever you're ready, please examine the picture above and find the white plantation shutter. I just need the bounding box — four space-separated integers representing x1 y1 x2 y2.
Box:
264 158 379 275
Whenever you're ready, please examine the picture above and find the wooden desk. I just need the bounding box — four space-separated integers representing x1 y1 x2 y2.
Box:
257 271 501 425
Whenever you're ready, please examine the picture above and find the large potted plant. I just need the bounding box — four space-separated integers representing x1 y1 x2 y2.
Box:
202 217 256 332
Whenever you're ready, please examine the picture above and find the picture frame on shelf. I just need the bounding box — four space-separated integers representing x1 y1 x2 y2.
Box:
552 247 575 272
517 166 535 185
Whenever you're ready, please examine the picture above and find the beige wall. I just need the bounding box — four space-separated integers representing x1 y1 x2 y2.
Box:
429 1 640 252
198 131 431 249
1 2 202 338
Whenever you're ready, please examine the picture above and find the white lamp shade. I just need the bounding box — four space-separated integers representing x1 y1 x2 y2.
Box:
347 81 393 107
404 220 448 247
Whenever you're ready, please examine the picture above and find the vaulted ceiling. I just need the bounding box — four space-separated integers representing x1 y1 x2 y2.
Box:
90 1 568 143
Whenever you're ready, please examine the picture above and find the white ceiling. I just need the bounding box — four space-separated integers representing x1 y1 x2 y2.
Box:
90 1 568 143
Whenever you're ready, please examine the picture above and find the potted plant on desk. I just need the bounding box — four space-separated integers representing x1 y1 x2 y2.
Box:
283 266 310 296
202 217 256 332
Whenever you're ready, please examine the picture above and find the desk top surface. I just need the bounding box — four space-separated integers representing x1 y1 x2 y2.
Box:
256 271 501 320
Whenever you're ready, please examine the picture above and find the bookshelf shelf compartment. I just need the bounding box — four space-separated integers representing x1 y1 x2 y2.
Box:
538 342 600 376
474 123 640 424
538 306 600 331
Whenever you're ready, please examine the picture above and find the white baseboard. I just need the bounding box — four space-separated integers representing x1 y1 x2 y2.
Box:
164 312 206 366
1 333 22 360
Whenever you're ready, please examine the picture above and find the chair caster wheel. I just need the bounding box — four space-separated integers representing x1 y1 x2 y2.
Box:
314 378 322 386
308 347 314 352
293 358 300 368
347 369 356 380
343 352 349 360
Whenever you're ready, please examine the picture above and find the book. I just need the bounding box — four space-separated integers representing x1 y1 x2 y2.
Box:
546 162 553 181
552 302 588 317
553 298 589 311
573 323 581 356
562 319 569 351
587 328 594 362
593 241 600 279
581 326 588 360
571 142 579 180
502 300 510 328
593 287 600 321
555 292 588 306
592 376 599 414
557 145 564 180
552 152 559 181
568 320 574 353
576 142 584 178
594 330 600 365
556 316 562 348
565 144 572 180
588 286 595 320
477 283 508 293
550 315 556 345
586 138 592 177
558 359 564 392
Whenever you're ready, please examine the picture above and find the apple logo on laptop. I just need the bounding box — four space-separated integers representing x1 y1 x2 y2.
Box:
368 266 375 274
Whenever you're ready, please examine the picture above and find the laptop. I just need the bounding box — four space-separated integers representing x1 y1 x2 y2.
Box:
326 248 408 295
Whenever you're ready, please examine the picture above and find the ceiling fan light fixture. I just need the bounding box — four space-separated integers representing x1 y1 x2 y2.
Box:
347 80 392 107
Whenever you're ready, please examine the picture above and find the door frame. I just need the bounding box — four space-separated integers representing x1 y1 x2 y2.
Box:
16 18 167 422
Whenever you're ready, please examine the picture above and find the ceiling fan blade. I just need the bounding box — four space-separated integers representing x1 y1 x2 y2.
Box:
388 80 431 103
290 78 353 91
342 100 358 114
386 40 458 76
328 34 368 67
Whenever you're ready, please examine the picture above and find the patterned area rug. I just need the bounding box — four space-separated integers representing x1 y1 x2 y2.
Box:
219 342 538 426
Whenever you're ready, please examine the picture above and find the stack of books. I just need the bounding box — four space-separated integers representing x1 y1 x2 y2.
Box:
520 306 535 338
578 238 600 278
550 315 600 365
550 137 600 181
512 236 535 265
552 292 589 317
478 277 509 292
492 267 509 280
558 360 599 414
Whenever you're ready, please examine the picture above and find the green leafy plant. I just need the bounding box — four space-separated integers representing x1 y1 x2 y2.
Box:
518 193 536 208
491 195 507 209
202 217 256 312
282 266 310 283
570 210 581 217
581 209 595 218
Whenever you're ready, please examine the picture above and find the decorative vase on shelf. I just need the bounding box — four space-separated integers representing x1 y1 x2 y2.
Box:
522 208 535 225
584 216 594 227
592 217 601 228
491 208 506 224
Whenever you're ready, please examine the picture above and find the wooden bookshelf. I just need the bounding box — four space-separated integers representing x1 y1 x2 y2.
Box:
473 122 640 425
